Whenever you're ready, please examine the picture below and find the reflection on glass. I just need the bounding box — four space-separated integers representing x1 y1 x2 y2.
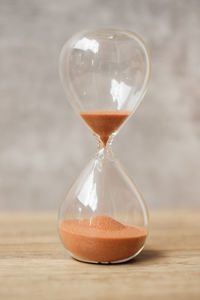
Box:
77 163 98 211
110 79 132 109
74 38 99 54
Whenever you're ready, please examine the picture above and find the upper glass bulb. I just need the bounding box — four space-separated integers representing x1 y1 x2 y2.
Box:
60 28 151 114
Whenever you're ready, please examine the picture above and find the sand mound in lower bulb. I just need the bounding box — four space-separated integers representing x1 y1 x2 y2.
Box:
59 215 147 263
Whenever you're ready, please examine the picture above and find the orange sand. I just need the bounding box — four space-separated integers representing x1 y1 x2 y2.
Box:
59 215 147 263
80 110 130 147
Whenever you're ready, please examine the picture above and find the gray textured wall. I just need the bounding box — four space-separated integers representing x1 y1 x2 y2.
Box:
0 0 199 210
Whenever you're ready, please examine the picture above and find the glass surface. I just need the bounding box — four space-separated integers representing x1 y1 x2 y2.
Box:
58 28 151 264
60 28 150 113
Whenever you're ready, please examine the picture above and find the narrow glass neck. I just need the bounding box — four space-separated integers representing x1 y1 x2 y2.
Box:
94 133 115 160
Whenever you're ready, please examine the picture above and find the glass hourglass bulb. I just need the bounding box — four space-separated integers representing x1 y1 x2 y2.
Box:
58 28 151 264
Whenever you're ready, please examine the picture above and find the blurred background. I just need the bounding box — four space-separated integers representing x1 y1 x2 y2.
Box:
0 0 199 210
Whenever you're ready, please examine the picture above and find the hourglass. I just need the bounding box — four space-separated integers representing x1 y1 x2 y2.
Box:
58 29 151 264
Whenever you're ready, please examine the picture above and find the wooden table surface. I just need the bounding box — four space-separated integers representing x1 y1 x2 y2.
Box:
0 209 199 300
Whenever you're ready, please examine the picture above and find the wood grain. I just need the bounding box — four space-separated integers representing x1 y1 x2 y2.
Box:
0 210 200 300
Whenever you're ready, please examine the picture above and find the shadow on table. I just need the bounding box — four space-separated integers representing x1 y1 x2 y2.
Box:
127 249 164 265
73 249 164 266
